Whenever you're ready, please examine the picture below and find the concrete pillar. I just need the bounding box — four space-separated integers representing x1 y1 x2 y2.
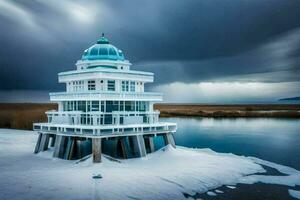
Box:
144 136 155 153
64 137 74 160
34 133 42 154
120 137 130 159
163 133 176 148
53 135 67 158
131 135 147 157
68 138 76 160
128 136 134 155
50 135 56 147
39 133 50 152
92 138 102 163
76 139 83 158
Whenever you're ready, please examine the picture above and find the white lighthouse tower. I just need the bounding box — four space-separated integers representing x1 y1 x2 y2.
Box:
33 35 177 162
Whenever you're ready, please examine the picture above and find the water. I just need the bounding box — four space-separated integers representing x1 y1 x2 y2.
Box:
161 117 300 170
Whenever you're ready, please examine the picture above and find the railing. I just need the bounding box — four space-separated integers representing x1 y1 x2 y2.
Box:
33 122 177 137
46 110 161 126
50 91 163 101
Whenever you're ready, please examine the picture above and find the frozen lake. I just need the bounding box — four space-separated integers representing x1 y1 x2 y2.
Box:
161 117 300 170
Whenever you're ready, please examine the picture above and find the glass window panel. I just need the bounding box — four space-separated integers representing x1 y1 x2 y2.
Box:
78 101 86 112
113 101 119 111
109 48 117 55
99 47 108 55
125 101 135 111
87 101 91 112
130 81 135 92
104 114 112 124
106 101 113 112
88 80 96 90
107 80 115 91
101 101 105 112
120 101 124 111
90 47 99 55
91 101 99 111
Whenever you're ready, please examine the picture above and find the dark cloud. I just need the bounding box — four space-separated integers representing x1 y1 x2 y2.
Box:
138 28 300 85
0 0 300 91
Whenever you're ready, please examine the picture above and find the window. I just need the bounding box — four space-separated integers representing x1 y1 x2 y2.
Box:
63 101 75 111
130 81 135 92
73 81 84 92
78 101 86 112
104 114 112 124
107 80 115 91
109 48 117 55
87 101 91 112
101 101 105 112
122 81 129 92
91 101 99 111
106 101 113 112
139 101 148 111
106 101 119 112
90 47 98 55
125 101 135 111
99 47 108 55
120 101 124 111
88 80 96 90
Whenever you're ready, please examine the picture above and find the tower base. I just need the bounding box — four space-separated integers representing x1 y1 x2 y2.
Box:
34 132 176 163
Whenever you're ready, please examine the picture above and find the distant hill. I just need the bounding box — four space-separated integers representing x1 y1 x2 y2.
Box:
279 97 300 101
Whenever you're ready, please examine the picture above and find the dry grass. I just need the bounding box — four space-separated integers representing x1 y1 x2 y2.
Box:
155 104 300 118
0 103 57 130
1 103 300 130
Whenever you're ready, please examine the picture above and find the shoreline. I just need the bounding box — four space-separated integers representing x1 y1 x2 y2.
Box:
155 103 300 118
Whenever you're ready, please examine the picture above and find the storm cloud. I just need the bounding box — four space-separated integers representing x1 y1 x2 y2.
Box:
0 0 300 102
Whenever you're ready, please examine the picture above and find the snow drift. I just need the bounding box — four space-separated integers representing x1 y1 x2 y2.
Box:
0 129 299 200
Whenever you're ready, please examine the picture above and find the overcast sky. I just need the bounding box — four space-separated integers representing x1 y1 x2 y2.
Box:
0 0 300 103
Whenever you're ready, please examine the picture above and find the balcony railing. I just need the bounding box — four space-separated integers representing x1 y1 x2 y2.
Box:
45 110 160 126
33 122 177 137
49 91 163 101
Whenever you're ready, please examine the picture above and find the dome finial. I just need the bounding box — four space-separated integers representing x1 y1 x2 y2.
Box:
97 33 109 44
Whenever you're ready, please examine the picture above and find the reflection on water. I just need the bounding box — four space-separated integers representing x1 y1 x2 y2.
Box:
161 117 300 170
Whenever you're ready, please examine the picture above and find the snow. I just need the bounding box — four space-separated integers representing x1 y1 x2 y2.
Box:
289 189 300 199
215 189 224 193
206 191 217 196
226 185 236 189
239 157 300 187
0 129 300 200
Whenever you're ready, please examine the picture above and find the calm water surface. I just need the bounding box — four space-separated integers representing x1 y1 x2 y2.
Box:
161 117 300 170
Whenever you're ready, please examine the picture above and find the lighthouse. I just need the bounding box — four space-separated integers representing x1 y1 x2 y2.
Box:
33 35 177 162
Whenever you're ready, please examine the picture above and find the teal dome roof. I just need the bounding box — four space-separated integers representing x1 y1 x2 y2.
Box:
81 35 125 61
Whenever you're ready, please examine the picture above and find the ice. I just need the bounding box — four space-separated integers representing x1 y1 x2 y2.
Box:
289 189 300 199
206 191 217 196
215 189 223 193
226 185 236 189
0 129 300 200
239 158 300 187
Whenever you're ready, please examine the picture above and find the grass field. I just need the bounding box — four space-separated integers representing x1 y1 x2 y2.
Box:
0 103 300 130
0 103 57 130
